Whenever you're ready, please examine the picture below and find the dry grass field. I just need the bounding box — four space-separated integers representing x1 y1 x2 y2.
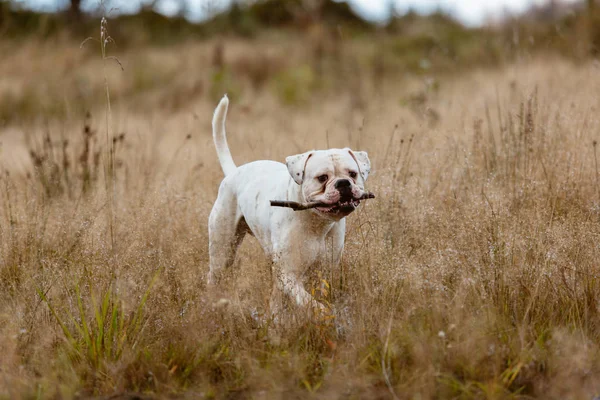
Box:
2 21 600 399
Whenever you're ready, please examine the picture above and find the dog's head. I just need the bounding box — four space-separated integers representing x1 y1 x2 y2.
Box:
286 148 371 220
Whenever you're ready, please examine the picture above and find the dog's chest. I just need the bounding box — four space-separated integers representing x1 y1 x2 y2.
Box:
273 234 335 271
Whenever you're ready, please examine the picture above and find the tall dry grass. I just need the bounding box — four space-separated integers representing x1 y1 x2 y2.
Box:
1 33 600 399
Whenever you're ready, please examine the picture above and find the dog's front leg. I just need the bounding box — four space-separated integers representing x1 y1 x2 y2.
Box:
272 263 324 312
282 272 318 308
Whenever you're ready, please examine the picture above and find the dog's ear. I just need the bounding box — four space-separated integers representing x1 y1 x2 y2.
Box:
347 149 371 181
286 151 313 185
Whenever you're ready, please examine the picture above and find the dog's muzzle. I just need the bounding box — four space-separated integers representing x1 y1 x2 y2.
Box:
316 180 363 215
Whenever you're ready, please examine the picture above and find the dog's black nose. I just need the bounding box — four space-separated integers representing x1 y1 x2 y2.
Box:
335 179 351 189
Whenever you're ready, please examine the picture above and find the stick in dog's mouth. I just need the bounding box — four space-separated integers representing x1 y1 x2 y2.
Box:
270 192 375 211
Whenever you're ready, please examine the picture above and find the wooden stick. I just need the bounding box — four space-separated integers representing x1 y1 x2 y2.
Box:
270 192 375 211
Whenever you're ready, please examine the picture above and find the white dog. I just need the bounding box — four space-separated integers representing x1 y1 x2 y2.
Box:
207 95 371 312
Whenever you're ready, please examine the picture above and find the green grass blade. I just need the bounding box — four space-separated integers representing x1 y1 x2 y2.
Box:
116 299 126 360
75 284 95 365
36 288 78 352
91 287 104 359
109 300 120 359
103 288 114 359
130 269 160 339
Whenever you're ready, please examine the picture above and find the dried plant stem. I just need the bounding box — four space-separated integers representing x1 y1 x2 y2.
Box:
382 316 400 400
593 140 599 204
98 12 123 257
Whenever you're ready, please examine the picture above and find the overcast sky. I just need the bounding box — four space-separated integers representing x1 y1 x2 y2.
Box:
16 0 575 26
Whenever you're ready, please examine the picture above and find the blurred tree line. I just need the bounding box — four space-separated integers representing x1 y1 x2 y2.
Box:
2 0 600 125
0 0 370 43
1 0 600 57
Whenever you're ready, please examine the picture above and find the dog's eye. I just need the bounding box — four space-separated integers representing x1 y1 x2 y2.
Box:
349 171 358 179
317 174 328 183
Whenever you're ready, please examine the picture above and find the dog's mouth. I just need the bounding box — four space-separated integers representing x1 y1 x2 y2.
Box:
315 198 361 214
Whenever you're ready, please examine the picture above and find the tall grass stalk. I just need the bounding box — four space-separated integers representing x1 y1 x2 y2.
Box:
82 6 124 259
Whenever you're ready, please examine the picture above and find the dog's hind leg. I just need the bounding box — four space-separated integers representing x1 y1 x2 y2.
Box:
207 187 247 285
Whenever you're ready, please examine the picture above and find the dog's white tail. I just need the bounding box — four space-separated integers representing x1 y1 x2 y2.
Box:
212 95 236 176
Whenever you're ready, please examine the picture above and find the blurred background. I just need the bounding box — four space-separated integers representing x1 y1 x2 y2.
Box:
1 0 600 170
2 0 599 52
1 0 599 124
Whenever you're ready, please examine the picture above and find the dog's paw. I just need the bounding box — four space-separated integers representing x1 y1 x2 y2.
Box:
212 298 231 309
312 301 334 318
